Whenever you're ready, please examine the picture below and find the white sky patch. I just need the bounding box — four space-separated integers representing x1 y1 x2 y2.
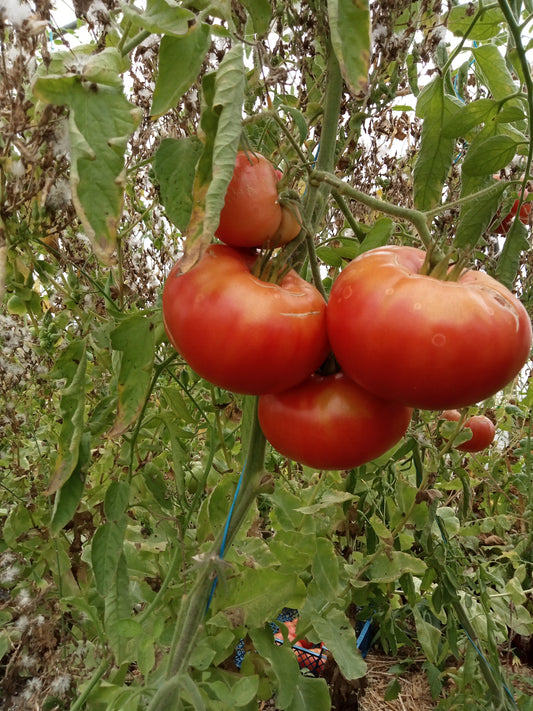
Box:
1 0 33 26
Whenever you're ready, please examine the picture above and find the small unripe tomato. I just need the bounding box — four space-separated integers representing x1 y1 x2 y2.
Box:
440 410 496 452
266 203 302 247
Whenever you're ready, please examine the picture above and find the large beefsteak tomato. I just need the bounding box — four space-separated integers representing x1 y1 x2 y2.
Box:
258 372 412 470
215 151 282 248
327 246 532 410
162 244 330 394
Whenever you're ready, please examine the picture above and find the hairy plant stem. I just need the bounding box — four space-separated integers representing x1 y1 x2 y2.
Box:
121 30 151 57
293 42 343 296
69 658 109 711
302 44 343 235
497 0 533 210
312 170 433 249
147 399 266 711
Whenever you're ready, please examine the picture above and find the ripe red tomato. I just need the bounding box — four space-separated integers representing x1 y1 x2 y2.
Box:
215 151 282 248
491 177 531 234
162 244 329 395
440 410 496 452
258 372 412 469
327 246 532 410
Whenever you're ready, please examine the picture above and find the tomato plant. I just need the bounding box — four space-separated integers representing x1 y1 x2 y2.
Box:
258 371 412 469
215 151 282 248
162 244 330 394
440 409 496 452
327 246 532 410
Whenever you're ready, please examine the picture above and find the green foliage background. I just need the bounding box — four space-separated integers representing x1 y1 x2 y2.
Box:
1 1 533 709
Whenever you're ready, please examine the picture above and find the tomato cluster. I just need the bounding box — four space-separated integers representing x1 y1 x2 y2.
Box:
440 410 496 453
162 153 532 469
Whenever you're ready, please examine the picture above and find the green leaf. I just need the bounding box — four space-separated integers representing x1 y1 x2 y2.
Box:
309 538 342 600
103 552 131 662
249 630 330 711
423 661 443 700
434 507 460 539
46 339 87 495
296 490 355 515
104 481 130 521
384 678 401 701
280 105 308 144
33 77 140 263
107 314 156 437
284 675 331 711
151 23 211 117
368 551 427 583
137 637 156 676
448 5 505 40
454 180 506 249
142 461 175 509
203 43 246 237
50 431 91 534
2 505 33 548
82 47 130 88
222 569 306 627
153 137 203 231
496 218 530 287
250 626 301 708
231 675 260 706
315 246 343 267
121 0 194 35
181 44 245 271
91 516 128 596
360 217 394 252
241 0 272 35
413 606 441 665
312 609 367 680
442 98 498 138
413 78 461 210
327 0 370 94
496 103 527 124
158 417 186 500
473 45 519 102
462 135 519 176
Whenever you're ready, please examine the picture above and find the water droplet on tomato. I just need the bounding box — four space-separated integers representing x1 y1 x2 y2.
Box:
343 286 353 299
385 287 394 296
413 302 422 310
432 333 446 347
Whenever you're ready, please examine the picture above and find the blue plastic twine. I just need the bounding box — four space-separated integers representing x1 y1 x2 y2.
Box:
205 461 247 614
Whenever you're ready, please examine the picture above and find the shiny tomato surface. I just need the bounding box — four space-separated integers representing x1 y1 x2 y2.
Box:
162 244 330 394
258 372 412 470
441 410 496 452
327 246 532 410
215 151 282 248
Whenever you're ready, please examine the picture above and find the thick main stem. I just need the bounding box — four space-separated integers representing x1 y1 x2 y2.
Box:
148 399 266 711
302 44 343 233
312 170 433 249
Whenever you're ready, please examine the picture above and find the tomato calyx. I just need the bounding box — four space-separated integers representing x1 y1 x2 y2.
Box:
250 247 294 284
426 251 471 283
